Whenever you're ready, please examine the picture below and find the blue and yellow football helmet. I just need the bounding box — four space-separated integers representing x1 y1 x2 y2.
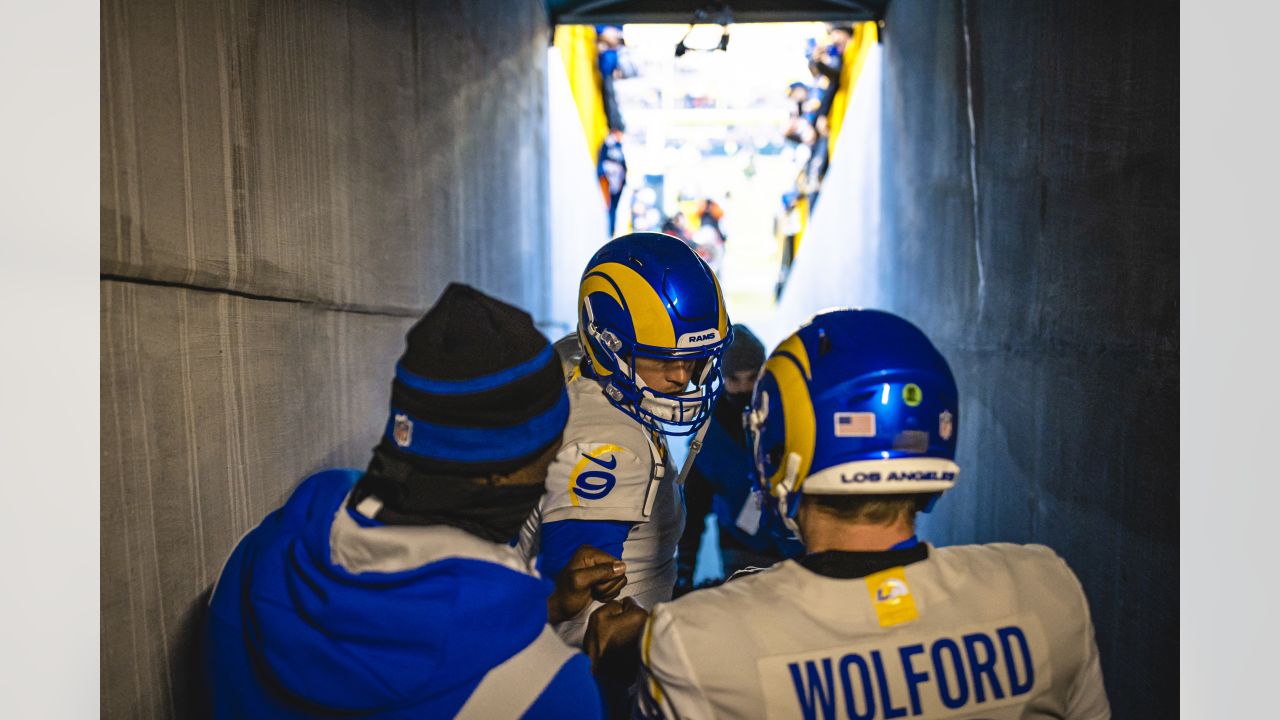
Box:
578 232 731 435
746 309 959 532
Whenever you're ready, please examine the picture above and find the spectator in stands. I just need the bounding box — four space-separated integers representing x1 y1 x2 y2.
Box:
784 81 816 146
775 191 802 300
809 24 853 122
660 211 695 248
598 25 631 133
598 129 628 236
698 198 727 245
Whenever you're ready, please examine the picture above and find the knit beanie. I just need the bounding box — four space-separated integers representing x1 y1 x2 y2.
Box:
723 323 766 375
378 283 568 477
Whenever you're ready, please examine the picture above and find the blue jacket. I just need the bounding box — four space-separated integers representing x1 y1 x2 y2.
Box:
206 469 603 719
697 414 803 557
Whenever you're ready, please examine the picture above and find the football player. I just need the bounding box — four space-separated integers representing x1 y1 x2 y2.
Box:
518 232 732 649
588 308 1110 719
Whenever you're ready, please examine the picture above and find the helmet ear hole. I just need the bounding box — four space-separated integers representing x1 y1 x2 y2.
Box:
848 389 876 403
818 328 832 356
766 444 784 468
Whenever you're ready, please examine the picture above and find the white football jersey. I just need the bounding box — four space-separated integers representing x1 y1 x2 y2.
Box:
638 544 1109 720
519 371 685 647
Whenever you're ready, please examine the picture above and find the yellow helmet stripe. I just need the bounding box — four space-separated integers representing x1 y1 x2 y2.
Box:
772 333 812 381
710 270 728 337
582 262 677 347
579 272 624 377
763 350 815 492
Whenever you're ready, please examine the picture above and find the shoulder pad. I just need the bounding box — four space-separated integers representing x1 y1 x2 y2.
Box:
542 439 656 523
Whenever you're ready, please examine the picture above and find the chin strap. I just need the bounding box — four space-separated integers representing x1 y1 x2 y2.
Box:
673 416 712 486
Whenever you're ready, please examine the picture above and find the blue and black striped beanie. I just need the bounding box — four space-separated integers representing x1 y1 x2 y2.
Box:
379 283 569 477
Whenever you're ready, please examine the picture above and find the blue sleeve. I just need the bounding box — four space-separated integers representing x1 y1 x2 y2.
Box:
521 653 605 719
538 519 634 580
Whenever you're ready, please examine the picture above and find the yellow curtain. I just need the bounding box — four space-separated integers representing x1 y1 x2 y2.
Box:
826 21 878 159
793 195 811 256
554 26 609 168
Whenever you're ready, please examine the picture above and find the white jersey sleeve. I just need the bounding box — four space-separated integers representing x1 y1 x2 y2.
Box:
541 439 657 524
636 604 717 720
519 373 685 649
539 372 663 524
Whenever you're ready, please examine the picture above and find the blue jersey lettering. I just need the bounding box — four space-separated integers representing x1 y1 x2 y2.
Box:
930 637 969 709
963 632 1005 703
837 653 876 720
899 643 929 716
998 626 1035 696
789 659 838 720
871 650 907 719
572 469 616 500
775 626 1037 718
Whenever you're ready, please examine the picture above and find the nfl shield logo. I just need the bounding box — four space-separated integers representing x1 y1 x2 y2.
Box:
393 414 413 447
939 410 954 441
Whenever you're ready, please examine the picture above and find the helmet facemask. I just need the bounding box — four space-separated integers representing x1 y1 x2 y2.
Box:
575 232 732 437
745 390 804 537
585 313 728 436
747 309 963 543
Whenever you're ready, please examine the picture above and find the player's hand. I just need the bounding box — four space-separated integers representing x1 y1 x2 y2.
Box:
548 545 627 625
570 545 628 602
585 597 649 682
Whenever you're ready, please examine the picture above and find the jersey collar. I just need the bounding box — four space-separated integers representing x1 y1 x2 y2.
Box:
798 542 929 580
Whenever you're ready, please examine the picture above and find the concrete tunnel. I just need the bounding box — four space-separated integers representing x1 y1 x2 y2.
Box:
100 0 1177 717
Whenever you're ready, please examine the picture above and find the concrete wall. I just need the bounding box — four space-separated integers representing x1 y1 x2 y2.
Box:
881 1 1177 717
99 0 550 715
547 47 611 339
770 43 883 343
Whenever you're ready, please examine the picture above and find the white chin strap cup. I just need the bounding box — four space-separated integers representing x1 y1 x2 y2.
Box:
775 452 804 537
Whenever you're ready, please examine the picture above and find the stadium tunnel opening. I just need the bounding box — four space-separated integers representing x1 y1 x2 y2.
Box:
545 16 890 586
